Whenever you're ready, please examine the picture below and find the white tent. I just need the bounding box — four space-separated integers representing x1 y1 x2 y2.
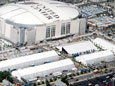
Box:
75 50 115 66
93 38 115 52
12 59 75 81
59 41 98 54
0 50 59 71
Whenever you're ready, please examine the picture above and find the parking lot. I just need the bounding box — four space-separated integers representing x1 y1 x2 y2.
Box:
73 73 115 86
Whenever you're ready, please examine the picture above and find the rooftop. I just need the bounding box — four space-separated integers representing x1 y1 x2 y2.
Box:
58 41 98 54
75 50 113 62
12 59 74 80
93 38 115 51
0 0 79 25
75 50 114 65
0 50 59 70
80 5 106 18
88 16 115 27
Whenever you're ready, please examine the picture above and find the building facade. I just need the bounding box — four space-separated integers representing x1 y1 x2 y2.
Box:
0 0 86 45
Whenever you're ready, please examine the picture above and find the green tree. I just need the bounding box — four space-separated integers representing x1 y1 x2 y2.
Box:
76 73 79 75
46 79 51 86
0 71 13 83
38 82 41 85
104 65 107 68
42 81 45 84
61 75 69 85
50 78 53 82
33 83 36 86
88 69 91 72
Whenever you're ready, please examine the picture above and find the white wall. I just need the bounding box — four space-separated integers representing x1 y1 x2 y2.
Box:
47 21 61 38
35 26 46 42
85 54 115 65
76 51 115 66
0 18 5 36
12 59 75 80
35 19 73 42
0 51 60 71
35 19 81 43
1 18 82 44
0 19 2 36
23 63 74 80
4 23 12 39
25 29 36 44
10 28 19 43
79 18 86 35
71 19 80 34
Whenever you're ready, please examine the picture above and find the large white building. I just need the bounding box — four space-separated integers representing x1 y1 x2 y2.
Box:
57 41 98 55
93 38 115 52
0 0 86 45
0 50 60 71
75 50 115 66
12 59 75 81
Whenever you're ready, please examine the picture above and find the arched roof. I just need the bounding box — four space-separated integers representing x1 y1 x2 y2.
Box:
0 0 79 25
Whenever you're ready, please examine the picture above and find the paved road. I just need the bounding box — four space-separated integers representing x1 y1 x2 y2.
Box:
68 66 115 84
73 73 115 86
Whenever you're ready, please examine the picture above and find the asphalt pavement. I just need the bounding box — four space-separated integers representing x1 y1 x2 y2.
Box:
73 73 115 86
68 66 115 85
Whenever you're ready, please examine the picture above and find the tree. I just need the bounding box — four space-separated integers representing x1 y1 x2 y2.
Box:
73 74 76 76
0 71 13 83
61 75 69 85
46 79 51 86
42 81 45 84
54 78 57 81
32 83 37 86
50 79 53 82
69 74 72 78
7 76 13 83
104 65 107 68
88 69 91 72
38 82 41 85
76 73 79 75
81 71 84 74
